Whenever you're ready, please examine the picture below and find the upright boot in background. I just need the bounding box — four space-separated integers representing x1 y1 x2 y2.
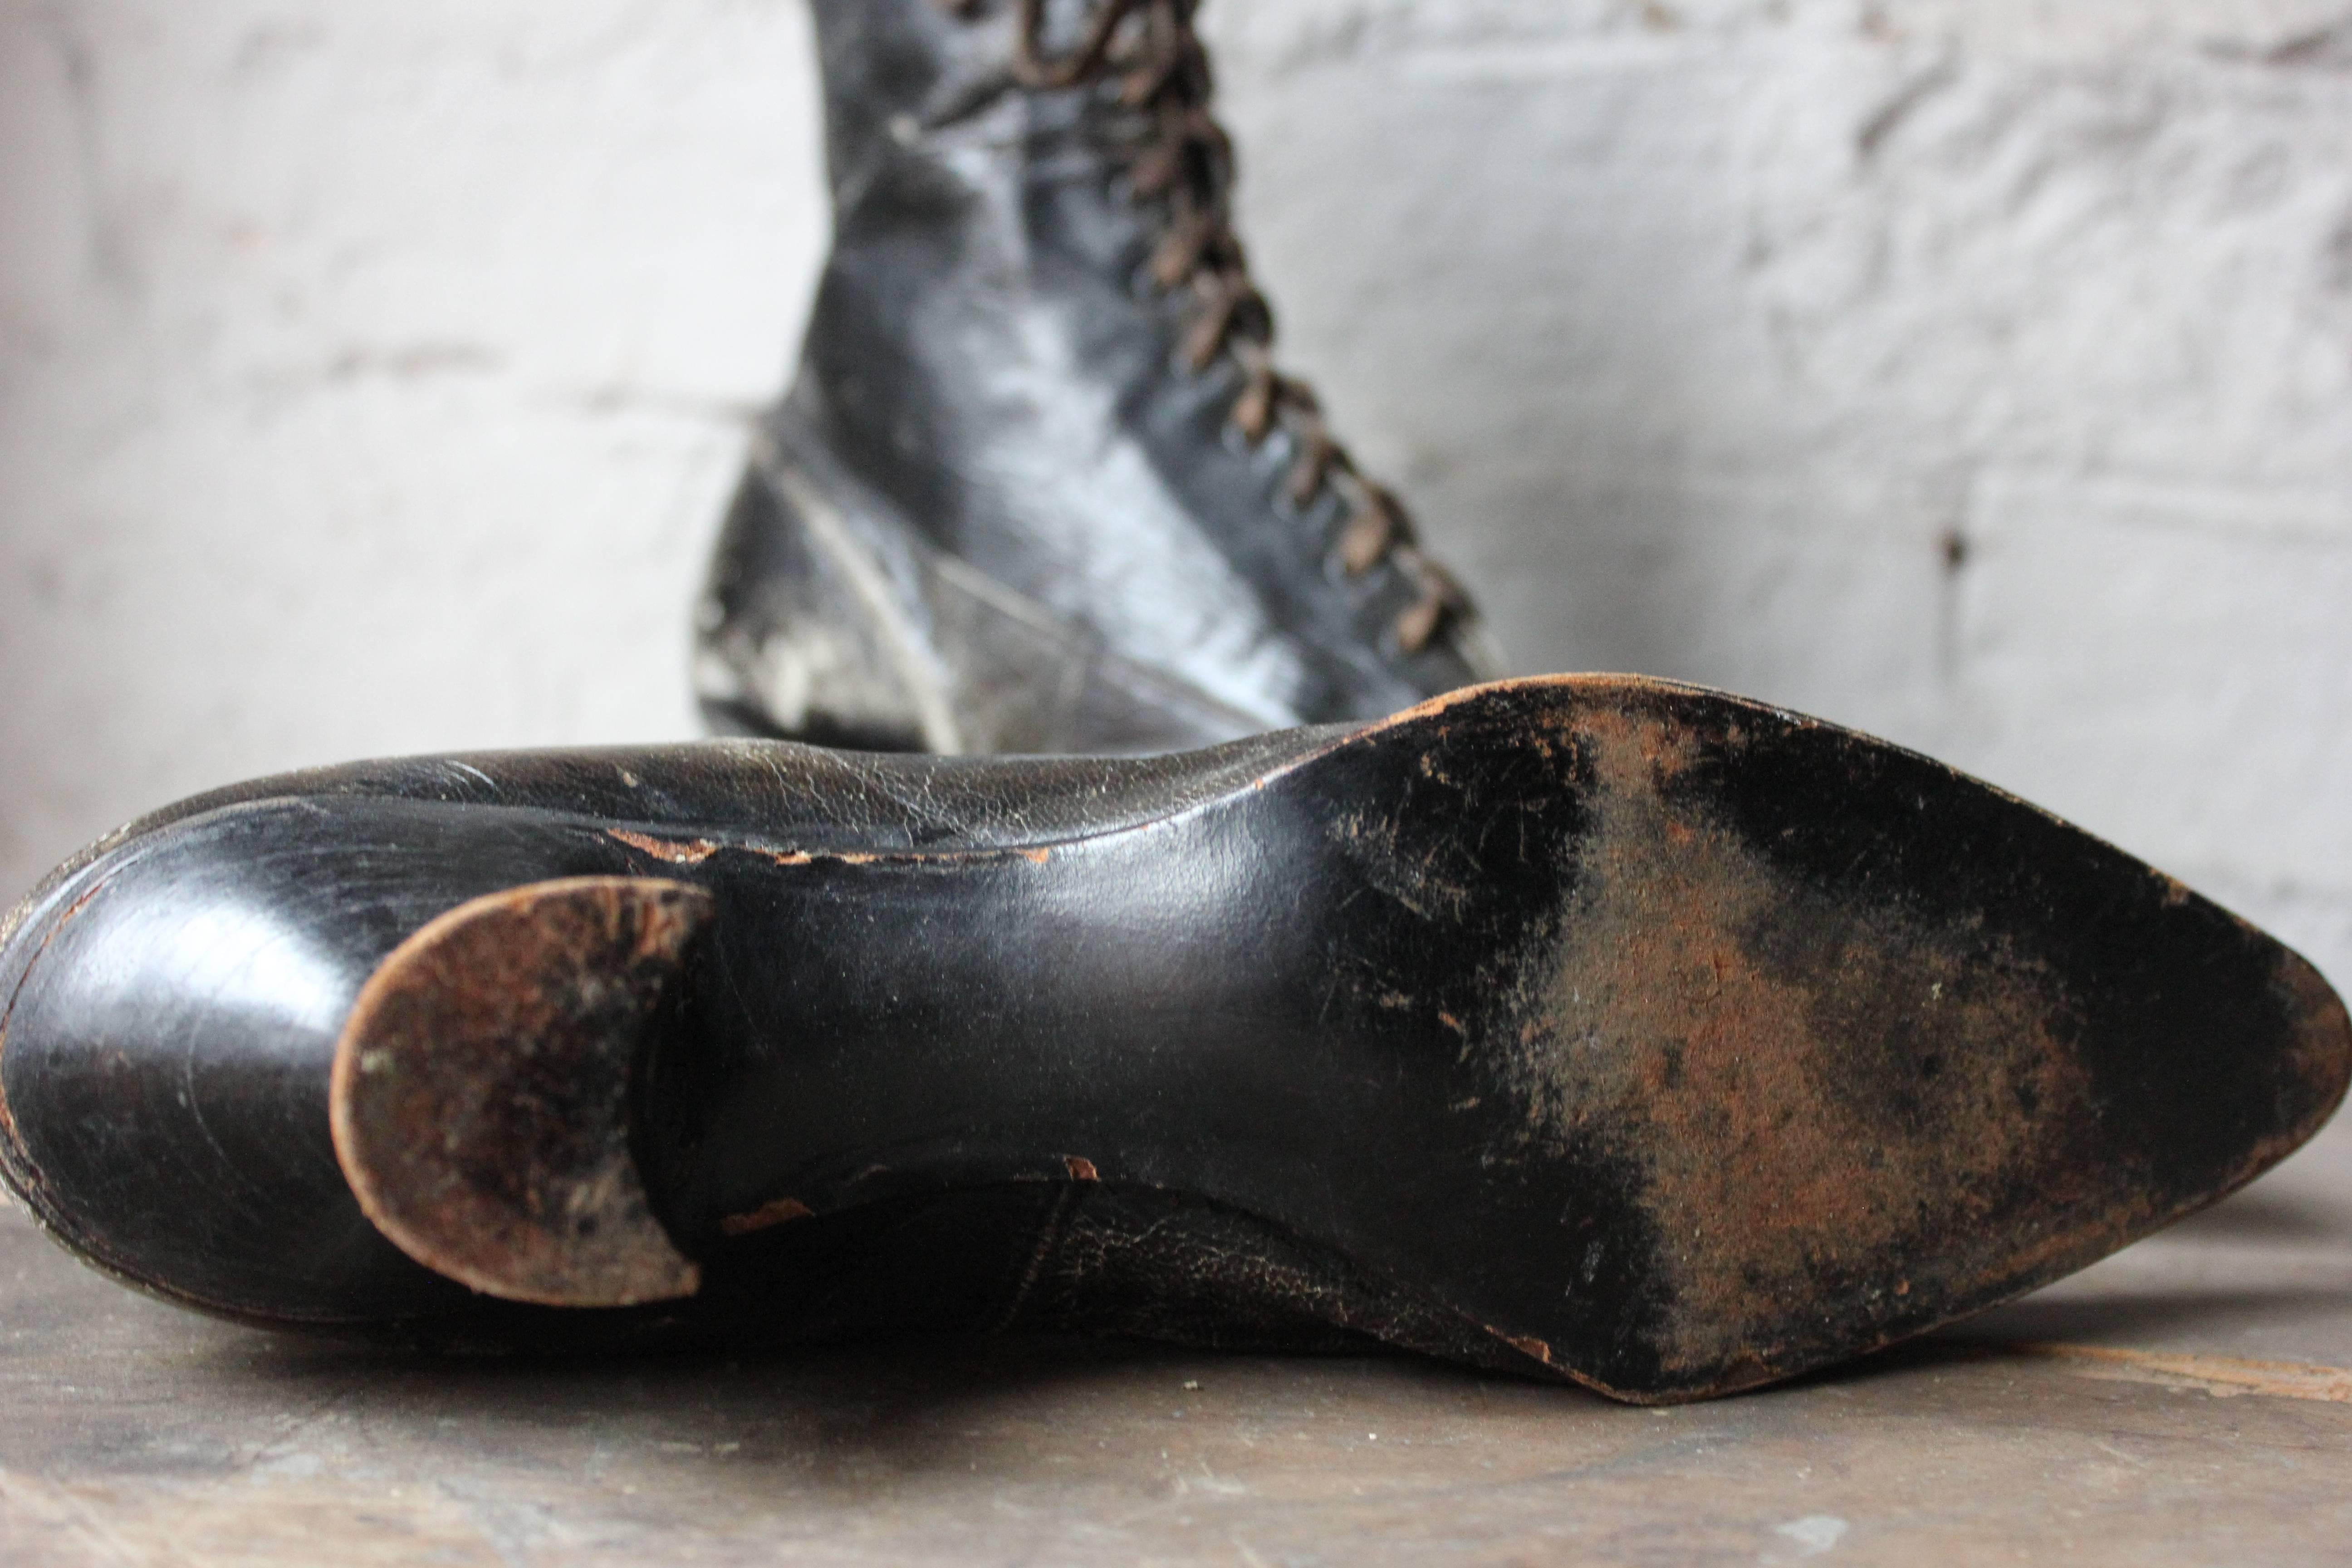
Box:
696 0 1499 753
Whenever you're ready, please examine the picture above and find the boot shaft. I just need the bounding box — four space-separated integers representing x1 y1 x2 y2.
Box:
806 0 1012 205
700 0 1491 747
807 0 1133 203
797 0 1177 534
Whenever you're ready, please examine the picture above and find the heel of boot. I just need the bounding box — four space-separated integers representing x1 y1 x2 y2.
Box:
328 877 712 1309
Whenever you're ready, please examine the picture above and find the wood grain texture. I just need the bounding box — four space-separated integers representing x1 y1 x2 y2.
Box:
3 1126 2349 1568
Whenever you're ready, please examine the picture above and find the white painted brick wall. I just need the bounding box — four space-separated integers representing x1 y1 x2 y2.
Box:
4 0 2349 1010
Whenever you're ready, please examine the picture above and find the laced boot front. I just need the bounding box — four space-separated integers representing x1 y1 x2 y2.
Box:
696 0 1501 753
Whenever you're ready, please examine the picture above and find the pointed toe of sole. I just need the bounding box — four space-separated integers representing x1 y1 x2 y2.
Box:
1410 681 2352 1400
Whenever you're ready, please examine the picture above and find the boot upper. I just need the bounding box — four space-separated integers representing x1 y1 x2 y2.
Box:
786 0 1494 733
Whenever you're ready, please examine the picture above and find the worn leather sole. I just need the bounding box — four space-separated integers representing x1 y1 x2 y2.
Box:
1 677 2344 1402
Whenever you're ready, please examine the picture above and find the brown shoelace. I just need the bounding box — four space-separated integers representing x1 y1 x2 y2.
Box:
937 0 1473 657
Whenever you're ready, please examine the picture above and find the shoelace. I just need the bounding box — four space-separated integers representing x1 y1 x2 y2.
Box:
937 0 1474 657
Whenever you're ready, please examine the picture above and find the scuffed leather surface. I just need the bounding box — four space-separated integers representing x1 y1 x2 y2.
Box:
0 710 1530 1377
709 0 1487 743
699 404 1282 754
5 723 1354 920
0 723 1356 1329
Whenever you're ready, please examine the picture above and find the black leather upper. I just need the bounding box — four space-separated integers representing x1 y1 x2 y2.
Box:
785 0 1487 731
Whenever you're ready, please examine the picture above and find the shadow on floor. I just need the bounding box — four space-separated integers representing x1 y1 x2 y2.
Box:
1936 1284 2351 1349
2159 1185 2347 1244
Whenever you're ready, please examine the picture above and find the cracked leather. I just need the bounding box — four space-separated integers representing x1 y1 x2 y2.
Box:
0 726 1445 1347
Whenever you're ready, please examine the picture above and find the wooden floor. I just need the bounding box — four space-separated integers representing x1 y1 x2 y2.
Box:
3 1125 2348 1566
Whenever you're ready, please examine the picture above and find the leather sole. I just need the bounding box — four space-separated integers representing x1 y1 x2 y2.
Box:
2 676 2345 1401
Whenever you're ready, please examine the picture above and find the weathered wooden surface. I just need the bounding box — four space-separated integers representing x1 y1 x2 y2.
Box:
3 1124 2348 1567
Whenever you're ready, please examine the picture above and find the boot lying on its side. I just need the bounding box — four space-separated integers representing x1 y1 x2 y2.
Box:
697 0 1500 753
1 676 2342 1402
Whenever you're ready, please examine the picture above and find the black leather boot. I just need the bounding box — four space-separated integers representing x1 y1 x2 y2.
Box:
694 0 1501 753
2 677 2343 1402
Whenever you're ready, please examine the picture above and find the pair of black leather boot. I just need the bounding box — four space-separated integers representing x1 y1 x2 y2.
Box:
0 0 2343 1405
